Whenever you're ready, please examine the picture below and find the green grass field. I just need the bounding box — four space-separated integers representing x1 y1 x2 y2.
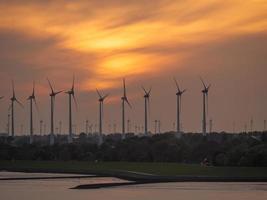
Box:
0 160 266 177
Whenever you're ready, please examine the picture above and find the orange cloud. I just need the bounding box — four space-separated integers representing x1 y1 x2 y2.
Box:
0 0 266 91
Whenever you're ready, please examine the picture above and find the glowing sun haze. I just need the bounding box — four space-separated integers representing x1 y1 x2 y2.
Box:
0 0 267 134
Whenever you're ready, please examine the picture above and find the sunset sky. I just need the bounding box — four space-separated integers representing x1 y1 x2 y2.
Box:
0 0 267 134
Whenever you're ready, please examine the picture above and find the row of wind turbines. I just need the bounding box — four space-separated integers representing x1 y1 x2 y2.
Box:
0 76 211 145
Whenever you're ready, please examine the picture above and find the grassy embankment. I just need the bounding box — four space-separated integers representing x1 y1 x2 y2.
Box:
1 160 267 178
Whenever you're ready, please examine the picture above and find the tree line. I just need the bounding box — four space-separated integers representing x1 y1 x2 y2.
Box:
0 132 266 167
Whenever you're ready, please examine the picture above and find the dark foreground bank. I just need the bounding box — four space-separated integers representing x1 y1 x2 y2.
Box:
72 176 267 189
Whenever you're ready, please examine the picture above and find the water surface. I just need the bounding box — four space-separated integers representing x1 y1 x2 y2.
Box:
0 172 266 200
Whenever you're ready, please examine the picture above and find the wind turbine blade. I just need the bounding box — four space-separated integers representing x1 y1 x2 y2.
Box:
182 89 186 94
141 86 147 94
148 87 152 95
72 74 75 91
125 98 132 109
200 77 207 89
47 78 54 93
15 99 24 108
173 77 180 91
96 88 102 98
12 80 15 97
103 94 109 100
123 78 126 97
34 98 39 113
55 90 63 95
32 81 35 96
72 94 78 110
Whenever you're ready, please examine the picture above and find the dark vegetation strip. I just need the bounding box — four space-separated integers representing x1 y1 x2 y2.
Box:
1 133 267 167
1 160 267 180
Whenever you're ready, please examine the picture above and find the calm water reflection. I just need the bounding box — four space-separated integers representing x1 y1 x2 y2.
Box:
0 172 266 200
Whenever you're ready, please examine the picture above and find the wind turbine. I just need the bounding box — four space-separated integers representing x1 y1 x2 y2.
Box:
142 86 151 136
121 78 131 139
200 77 211 136
47 78 62 145
10 81 23 137
0 96 5 133
174 78 186 138
154 120 158 134
96 88 108 145
66 75 77 143
27 81 38 144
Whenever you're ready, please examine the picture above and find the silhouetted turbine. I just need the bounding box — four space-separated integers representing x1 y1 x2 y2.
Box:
10 80 23 137
121 78 131 139
65 75 77 143
47 78 62 145
27 81 38 144
96 89 108 145
142 86 151 136
174 78 186 138
200 77 211 136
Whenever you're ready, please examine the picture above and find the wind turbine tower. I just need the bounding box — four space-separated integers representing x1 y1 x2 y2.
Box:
154 120 158 134
250 118 254 132
127 119 131 133
113 122 116 133
47 78 62 145
174 78 186 138
7 112 10 136
200 78 211 136
142 86 151 136
121 78 131 139
59 121 62 134
209 119 213 133
66 75 77 143
40 120 43 135
96 89 108 145
244 123 247 133
10 81 23 137
158 120 161 133
86 120 89 134
27 81 38 144
44 123 46 135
